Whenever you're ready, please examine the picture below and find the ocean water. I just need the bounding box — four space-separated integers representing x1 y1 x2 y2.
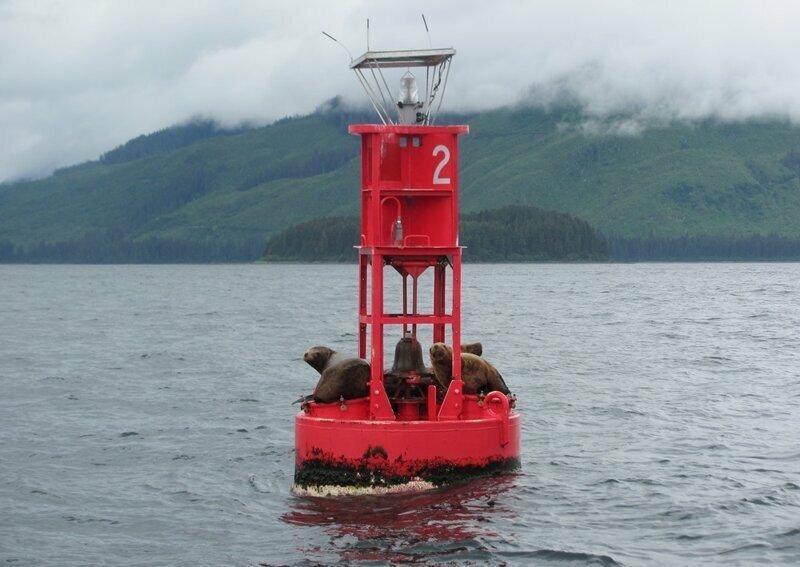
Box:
1 263 799 566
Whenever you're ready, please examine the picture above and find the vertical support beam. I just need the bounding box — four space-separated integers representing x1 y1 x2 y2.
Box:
369 253 394 420
370 133 382 248
438 253 463 420
358 252 368 358
451 253 462 377
451 132 460 246
370 254 383 384
412 274 418 338
402 273 408 336
433 262 445 344
427 384 438 421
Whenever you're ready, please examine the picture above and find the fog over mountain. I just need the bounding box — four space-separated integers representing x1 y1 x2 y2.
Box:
2 0 800 182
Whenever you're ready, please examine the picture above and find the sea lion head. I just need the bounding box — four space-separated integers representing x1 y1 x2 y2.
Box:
429 343 454 389
303 346 336 374
429 342 452 364
461 342 483 357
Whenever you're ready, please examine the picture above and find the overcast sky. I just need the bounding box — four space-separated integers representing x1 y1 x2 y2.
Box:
2 0 800 183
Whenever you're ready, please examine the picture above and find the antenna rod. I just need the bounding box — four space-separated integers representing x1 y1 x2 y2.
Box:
367 18 370 51
322 31 354 61
422 14 432 48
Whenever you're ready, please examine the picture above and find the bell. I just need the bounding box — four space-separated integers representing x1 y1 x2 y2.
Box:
391 331 426 376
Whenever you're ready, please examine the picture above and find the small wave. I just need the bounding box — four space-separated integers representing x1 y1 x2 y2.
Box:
624 477 664 486
119 431 138 437
171 454 194 461
500 549 622 566
589 406 646 418
741 497 771 506
659 509 694 520
63 515 119 525
658 332 687 339
167 490 201 503
248 474 270 493
719 541 772 555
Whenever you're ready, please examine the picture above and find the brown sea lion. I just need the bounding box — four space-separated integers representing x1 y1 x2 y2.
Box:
461 342 483 357
422 342 482 384
429 343 510 395
297 346 370 404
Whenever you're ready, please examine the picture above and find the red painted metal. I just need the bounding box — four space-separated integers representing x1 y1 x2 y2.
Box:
293 123 521 494
296 397 520 483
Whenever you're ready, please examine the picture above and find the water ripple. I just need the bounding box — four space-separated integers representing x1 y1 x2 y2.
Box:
2 263 800 565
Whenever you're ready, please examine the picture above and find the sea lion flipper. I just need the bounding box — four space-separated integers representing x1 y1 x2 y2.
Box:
487 371 511 395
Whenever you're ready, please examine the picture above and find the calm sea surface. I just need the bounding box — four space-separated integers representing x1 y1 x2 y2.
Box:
1 263 799 566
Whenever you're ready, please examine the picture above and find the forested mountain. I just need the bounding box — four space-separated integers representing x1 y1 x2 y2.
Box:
261 206 609 262
462 205 608 261
99 120 249 165
4 100 800 262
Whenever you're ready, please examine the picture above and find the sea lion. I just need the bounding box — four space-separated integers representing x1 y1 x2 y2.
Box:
421 342 482 384
296 346 370 404
429 342 510 395
461 342 483 357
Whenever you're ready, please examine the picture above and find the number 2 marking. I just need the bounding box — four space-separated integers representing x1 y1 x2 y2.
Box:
432 145 450 185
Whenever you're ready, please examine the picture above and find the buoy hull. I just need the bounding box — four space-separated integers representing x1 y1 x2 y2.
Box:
293 396 521 496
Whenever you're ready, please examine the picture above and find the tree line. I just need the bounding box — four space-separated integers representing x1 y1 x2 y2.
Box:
261 205 610 262
7 207 800 263
610 234 800 261
99 119 245 165
262 216 359 261
461 205 608 261
0 233 264 263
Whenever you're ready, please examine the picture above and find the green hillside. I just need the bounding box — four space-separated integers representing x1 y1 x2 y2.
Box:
3 102 800 261
458 107 800 239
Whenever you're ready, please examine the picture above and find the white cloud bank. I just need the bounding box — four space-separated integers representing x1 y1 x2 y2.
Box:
2 0 800 182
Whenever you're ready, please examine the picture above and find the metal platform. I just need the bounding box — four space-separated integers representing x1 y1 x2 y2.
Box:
350 48 456 69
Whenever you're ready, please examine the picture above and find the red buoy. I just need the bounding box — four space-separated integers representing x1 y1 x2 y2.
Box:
293 47 520 496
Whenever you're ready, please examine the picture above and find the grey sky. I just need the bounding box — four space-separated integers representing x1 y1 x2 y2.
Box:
2 0 799 182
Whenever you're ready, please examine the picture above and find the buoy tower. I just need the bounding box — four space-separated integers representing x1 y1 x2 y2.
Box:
293 46 520 496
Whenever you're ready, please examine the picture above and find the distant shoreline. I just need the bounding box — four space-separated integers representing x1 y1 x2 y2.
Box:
4 258 800 266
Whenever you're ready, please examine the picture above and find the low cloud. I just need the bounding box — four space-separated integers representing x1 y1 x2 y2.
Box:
2 0 800 182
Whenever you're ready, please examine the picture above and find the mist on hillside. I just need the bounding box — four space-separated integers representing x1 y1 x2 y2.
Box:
2 1 800 182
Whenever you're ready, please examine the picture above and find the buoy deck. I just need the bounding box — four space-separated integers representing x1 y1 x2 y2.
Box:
294 393 520 495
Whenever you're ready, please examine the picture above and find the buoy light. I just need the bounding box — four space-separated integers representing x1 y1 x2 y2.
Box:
398 72 423 124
